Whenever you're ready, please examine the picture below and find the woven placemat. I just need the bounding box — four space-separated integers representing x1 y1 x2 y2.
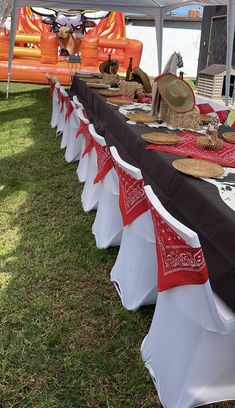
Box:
80 78 101 83
127 112 157 123
107 97 133 105
141 132 180 145
86 83 109 89
172 158 224 178
223 132 235 144
99 90 122 97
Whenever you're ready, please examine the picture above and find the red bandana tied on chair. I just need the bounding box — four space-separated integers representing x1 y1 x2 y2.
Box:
150 205 208 291
93 141 114 184
59 93 67 113
76 120 94 157
49 79 55 98
113 162 149 226
65 98 74 121
57 88 61 103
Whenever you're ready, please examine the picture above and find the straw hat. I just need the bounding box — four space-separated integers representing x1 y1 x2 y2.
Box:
157 73 195 113
99 59 119 74
132 67 152 93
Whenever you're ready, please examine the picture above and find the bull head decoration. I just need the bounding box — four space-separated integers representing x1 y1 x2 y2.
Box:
30 8 110 35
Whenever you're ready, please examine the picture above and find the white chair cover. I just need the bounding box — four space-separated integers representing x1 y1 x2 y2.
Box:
77 122 101 212
109 146 158 311
50 81 61 129
81 146 101 212
57 86 68 138
75 109 90 183
72 95 84 110
64 102 82 163
89 125 123 248
141 185 235 408
59 88 70 148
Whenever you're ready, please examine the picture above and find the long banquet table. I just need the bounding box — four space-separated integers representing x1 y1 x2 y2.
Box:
71 76 235 312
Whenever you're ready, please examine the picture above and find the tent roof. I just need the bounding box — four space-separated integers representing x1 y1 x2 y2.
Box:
2 0 229 17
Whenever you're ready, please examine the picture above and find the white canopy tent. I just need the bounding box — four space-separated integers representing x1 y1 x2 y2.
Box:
1 0 235 105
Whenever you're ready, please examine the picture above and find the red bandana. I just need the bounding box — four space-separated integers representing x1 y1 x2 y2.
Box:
49 80 55 98
150 205 208 292
59 94 67 113
113 162 149 226
76 121 94 157
65 99 74 121
93 141 113 184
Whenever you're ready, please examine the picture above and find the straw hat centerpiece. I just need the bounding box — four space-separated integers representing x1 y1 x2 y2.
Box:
152 73 201 129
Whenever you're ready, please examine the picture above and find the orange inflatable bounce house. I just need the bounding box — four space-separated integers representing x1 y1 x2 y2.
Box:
0 9 143 85
80 36 142 70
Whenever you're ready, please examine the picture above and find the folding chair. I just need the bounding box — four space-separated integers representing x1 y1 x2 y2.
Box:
64 102 83 163
50 80 61 130
110 147 157 311
77 122 101 212
57 86 68 138
76 108 91 183
89 125 123 248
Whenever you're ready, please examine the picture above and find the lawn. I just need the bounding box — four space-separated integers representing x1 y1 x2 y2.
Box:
0 82 234 408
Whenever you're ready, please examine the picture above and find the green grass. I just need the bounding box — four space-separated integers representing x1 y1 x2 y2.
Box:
0 82 234 408
185 77 197 90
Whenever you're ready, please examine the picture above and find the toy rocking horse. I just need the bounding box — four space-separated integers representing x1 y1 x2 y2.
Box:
162 51 184 75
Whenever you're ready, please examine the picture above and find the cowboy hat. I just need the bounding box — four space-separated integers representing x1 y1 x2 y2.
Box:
132 67 152 93
99 59 119 74
157 73 195 113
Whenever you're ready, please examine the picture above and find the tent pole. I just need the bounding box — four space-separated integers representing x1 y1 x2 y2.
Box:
155 9 164 75
225 0 235 106
6 0 20 98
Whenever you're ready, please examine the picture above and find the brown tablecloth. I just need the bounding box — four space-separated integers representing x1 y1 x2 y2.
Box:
71 77 235 312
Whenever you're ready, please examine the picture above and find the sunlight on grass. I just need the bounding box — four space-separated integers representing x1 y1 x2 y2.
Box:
0 226 21 258
1 190 28 212
0 273 12 292
0 191 27 258
0 185 6 191
0 136 34 159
